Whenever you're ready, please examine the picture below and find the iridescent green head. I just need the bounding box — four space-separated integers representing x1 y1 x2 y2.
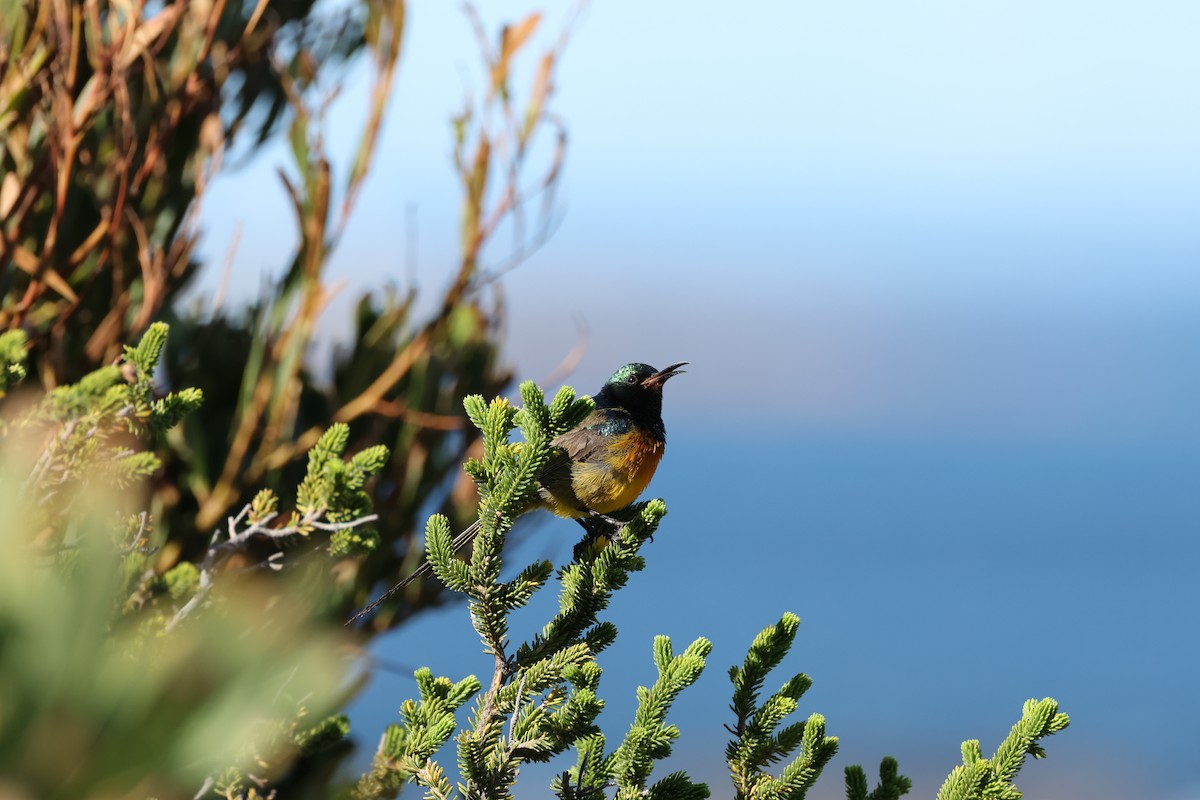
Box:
595 361 688 419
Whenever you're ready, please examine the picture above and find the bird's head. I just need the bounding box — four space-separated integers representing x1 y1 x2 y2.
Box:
596 361 688 417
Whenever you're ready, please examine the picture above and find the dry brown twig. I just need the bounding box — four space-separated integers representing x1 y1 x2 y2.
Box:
198 5 580 530
165 502 379 632
0 0 268 363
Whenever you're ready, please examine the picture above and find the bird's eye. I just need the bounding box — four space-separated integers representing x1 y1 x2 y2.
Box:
626 374 639 384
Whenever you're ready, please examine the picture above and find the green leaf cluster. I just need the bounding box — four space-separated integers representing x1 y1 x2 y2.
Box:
439 382 594 661
15 323 203 502
293 422 390 556
359 378 1073 800
936 698 1070 800
726 613 839 800
0 329 27 398
355 669 482 800
606 636 713 799
845 757 912 800
295 713 353 756
0 469 348 800
359 382 705 799
163 561 201 600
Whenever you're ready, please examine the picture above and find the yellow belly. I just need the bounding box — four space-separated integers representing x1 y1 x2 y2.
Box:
550 433 664 517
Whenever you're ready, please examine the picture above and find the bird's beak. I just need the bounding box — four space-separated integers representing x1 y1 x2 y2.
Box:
642 361 689 390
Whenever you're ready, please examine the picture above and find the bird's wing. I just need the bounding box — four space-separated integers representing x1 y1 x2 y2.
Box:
536 409 632 513
549 408 632 463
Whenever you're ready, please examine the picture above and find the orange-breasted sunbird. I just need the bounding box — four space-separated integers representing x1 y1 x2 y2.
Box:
347 361 687 625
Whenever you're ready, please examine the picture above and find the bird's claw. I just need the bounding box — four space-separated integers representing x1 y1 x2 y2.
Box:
588 511 627 529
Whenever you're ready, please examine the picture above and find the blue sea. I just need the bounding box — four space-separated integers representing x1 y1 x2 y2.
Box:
347 428 1199 799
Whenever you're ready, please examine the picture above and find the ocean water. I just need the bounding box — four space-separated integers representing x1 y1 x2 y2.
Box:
348 428 1199 799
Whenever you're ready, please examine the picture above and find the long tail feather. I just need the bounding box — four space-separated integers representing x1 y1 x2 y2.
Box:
345 519 481 626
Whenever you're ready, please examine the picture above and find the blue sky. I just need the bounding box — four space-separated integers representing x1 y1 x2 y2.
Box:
196 3 1200 796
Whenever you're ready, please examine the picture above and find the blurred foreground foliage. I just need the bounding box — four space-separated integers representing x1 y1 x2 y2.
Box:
0 1 1071 798
0 325 355 798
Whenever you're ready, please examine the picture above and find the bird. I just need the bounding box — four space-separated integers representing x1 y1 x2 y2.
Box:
346 361 687 625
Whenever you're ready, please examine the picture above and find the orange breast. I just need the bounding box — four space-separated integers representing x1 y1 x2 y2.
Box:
569 431 664 515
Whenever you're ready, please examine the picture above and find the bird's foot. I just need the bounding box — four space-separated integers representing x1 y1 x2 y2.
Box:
588 511 628 529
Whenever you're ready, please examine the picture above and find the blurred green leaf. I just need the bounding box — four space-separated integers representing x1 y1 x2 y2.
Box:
0 453 350 800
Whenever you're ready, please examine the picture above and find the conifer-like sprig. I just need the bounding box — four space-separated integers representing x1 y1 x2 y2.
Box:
608 636 714 800
438 384 594 661
454 382 615 797
456 384 580 656
725 613 842 800
426 513 473 593
293 422 389 554
14 323 203 511
845 757 912 800
935 698 1069 800
517 499 664 670
644 772 713 800
356 669 482 800
362 380 707 800
552 733 608 800
123 322 205 438
165 424 387 630
0 329 28 399
551 633 719 800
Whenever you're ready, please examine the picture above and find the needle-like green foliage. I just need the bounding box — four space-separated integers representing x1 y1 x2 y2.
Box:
12 323 203 511
608 636 713 799
355 670 483 800
294 423 389 556
358 382 1072 800
726 614 839 800
0 330 28 399
845 757 912 800
427 514 473 593
935 698 1070 800
358 382 706 800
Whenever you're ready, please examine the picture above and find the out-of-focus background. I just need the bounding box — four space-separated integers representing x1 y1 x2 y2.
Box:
197 1 1199 798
